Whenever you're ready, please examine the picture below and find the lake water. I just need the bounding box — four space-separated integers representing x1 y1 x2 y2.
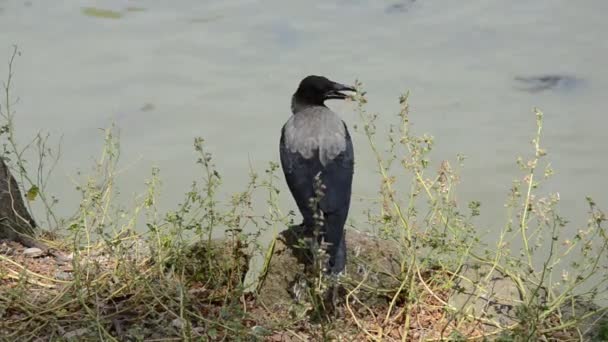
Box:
1 0 607 249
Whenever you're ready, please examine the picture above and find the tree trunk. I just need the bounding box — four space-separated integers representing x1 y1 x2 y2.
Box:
0 157 38 244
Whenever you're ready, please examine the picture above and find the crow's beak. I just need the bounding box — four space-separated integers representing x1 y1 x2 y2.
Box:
325 82 356 100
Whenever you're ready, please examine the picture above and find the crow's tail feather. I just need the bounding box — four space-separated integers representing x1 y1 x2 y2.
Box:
322 211 347 274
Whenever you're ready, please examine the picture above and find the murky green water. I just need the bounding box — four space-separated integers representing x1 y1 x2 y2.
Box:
1 0 607 245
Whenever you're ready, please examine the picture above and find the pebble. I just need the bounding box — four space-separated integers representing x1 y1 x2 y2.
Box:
171 317 185 329
55 253 73 265
55 271 73 281
23 247 43 258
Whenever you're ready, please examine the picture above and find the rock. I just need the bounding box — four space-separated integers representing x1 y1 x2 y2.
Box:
23 247 43 258
55 270 73 281
254 226 403 311
55 253 73 265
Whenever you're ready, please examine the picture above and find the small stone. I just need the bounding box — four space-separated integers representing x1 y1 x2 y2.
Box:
55 271 73 281
23 247 43 258
55 253 72 265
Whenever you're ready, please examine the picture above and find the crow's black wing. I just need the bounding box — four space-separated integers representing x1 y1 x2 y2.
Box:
279 122 354 226
318 122 354 215
280 126 317 227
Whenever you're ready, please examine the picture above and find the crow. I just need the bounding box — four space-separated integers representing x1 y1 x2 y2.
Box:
279 75 355 275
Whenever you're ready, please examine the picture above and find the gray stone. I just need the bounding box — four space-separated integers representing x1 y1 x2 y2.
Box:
23 247 43 258
55 270 73 281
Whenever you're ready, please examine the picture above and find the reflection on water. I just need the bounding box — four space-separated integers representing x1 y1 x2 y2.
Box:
0 0 606 247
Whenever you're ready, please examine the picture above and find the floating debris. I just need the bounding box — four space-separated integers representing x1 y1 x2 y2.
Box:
514 74 580 93
81 7 123 19
385 0 417 14
140 103 155 112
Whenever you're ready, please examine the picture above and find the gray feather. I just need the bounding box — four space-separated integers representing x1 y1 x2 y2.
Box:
283 106 347 165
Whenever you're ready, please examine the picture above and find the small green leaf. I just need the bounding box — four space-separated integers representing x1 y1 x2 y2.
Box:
26 185 39 201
